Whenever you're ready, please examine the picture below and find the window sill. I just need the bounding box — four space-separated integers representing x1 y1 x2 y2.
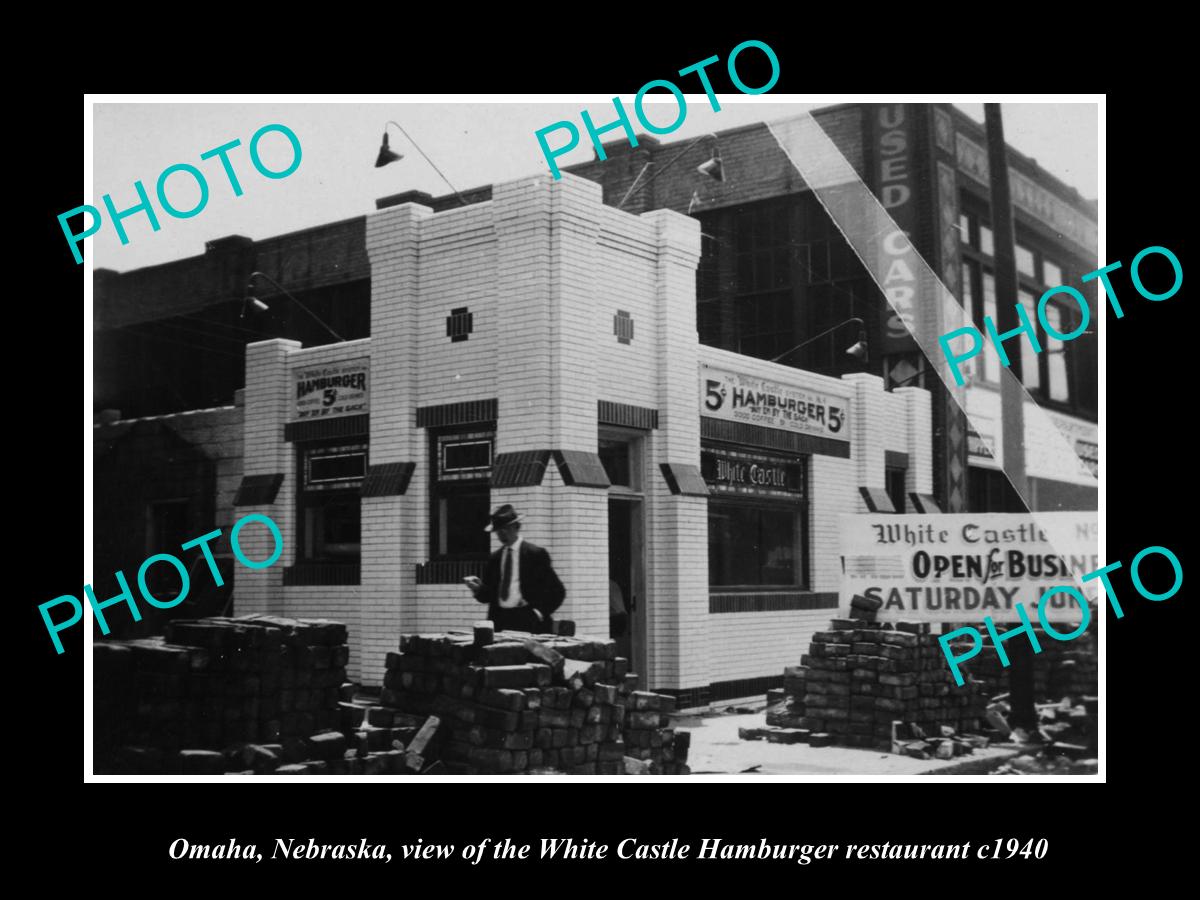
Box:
416 559 488 585
283 563 361 586
709 590 837 614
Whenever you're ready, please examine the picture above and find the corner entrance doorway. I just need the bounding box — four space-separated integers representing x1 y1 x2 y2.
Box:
600 430 646 688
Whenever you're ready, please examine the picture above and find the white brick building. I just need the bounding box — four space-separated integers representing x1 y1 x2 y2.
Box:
232 172 932 706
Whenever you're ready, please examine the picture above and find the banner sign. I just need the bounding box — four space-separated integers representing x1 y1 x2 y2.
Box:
293 357 369 421
700 366 849 441
839 512 1099 622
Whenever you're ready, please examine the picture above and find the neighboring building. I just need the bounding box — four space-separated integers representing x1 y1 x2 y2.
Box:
91 103 1097 700
93 398 243 637
563 103 1098 514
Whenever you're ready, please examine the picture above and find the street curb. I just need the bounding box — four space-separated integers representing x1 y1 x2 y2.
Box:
917 750 1022 776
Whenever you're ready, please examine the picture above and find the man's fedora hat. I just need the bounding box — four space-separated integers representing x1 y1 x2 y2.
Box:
484 504 523 532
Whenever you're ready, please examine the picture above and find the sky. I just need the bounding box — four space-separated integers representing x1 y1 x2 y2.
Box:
90 98 1100 272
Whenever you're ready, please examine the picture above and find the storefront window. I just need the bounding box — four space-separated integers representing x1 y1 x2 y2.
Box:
1045 304 1072 402
1018 289 1041 392
959 191 1093 420
297 441 365 563
979 224 994 257
708 501 804 588
1016 244 1036 277
431 430 493 559
1042 258 1063 286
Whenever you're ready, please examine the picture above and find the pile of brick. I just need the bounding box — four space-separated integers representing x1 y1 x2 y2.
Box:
959 626 1098 702
95 614 353 774
378 627 690 775
329 700 440 775
760 618 987 752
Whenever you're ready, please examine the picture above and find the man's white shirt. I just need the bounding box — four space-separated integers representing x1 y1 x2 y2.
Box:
497 537 526 609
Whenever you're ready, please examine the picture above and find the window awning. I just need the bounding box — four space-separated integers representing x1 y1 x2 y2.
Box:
858 486 896 514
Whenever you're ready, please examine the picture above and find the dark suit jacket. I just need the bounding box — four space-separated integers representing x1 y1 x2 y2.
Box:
474 540 565 622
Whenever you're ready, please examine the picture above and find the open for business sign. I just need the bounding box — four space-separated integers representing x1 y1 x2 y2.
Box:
839 512 1099 623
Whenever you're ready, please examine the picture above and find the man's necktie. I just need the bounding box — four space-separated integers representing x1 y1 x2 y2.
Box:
499 547 512 601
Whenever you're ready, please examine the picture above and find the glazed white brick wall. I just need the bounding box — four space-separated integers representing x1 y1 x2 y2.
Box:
879 389 908 453
243 173 704 686
361 203 424 685
707 611 829 683
642 208 706 691
810 453 858 593
417 204 498 402
843 372 887 495
241 168 937 696
900 387 934 493
240 339 301 617
594 207 660 408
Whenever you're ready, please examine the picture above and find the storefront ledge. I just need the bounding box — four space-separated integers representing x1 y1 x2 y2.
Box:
554 450 610 488
597 400 658 430
700 417 852 459
282 563 361 586
362 461 415 497
283 414 368 443
492 450 552 488
660 463 710 496
416 399 497 429
233 473 284 506
709 591 838 613
416 559 488 584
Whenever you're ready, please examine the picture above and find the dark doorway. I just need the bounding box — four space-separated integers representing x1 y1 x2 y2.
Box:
608 497 645 683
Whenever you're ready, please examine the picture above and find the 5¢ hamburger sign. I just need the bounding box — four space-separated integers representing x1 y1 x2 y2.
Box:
700 366 849 440
293 357 369 420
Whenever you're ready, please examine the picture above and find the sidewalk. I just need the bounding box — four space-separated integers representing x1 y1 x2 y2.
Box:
682 712 1016 776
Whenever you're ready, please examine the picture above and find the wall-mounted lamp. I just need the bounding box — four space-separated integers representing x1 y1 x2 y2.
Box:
375 132 403 168
770 317 868 366
696 153 724 183
617 133 724 211
375 120 468 207
243 271 344 342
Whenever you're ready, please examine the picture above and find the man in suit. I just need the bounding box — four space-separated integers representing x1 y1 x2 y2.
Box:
464 504 565 633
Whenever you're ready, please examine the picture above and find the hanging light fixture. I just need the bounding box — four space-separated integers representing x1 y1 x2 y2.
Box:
373 120 467 206
696 153 724 182
617 133 725 211
374 132 403 168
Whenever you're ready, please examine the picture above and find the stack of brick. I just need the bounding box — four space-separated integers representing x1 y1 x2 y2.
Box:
377 629 690 775
164 615 349 742
330 699 438 775
764 667 807 729
763 619 986 752
94 615 352 774
957 627 1098 702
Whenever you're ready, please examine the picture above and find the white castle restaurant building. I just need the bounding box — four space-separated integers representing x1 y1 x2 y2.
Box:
232 172 933 707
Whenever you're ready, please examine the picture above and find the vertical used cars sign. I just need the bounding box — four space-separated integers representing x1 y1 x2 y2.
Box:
700 365 849 440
